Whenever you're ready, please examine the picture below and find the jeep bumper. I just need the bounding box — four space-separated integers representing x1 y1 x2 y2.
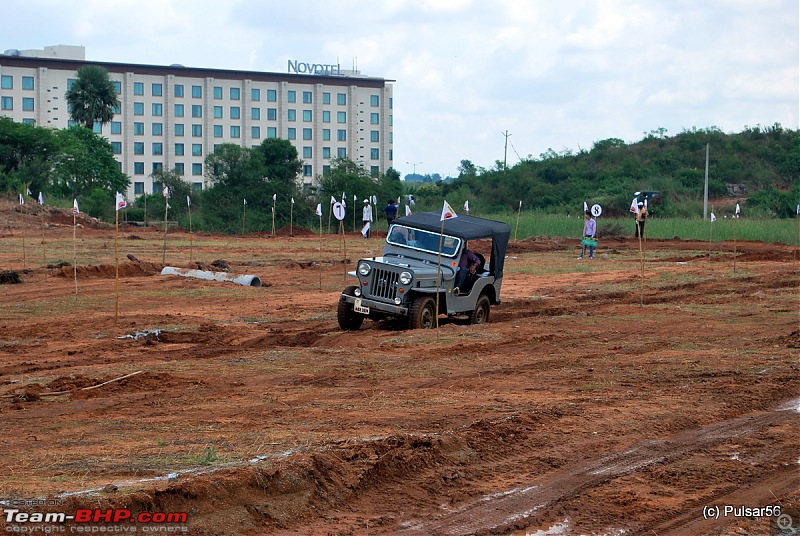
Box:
339 293 409 316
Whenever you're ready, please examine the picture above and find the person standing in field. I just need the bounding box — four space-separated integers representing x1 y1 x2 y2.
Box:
578 210 597 259
362 199 373 238
384 199 398 227
635 202 648 238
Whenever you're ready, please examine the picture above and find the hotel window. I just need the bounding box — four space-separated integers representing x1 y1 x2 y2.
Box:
267 108 277 120
134 162 144 175
192 163 202 176
370 148 379 160
22 98 34 111
133 142 144 155
370 95 379 107
110 122 122 134
213 86 222 99
251 88 260 101
1 75 12 89
322 147 331 159
287 90 296 103
267 127 277 138
287 109 296 121
152 83 162 97
370 113 380 124
287 128 296 140
191 85 202 98
303 110 312 122
133 82 144 95
192 144 202 156
230 106 240 119
251 107 260 120
370 130 379 142
303 128 312 140
112 103 121 114
152 103 163 116
213 106 222 118
134 182 144 195
213 125 223 138
267 89 277 102
322 129 331 141
174 103 184 117
389 114 393 126
152 163 163 173
322 111 330 123
175 163 184 175
192 105 202 118
113 80 121 94
175 124 184 136
337 147 346 158
230 125 240 138
303 91 312 104
337 129 346 141
133 102 144 115
230 87 240 100
174 84 184 98
22 76 35 90
389 98 393 109
93 122 102 134
337 111 346 123
133 122 144 135
337 93 346 105
152 143 163 155
303 146 312 158
303 165 312 176
192 182 202 190
152 123 163 136
371 166 379 175
111 142 122 155
192 124 202 137
322 92 331 104
251 126 261 139
67 78 77 90
175 143 184 156
22 118 35 125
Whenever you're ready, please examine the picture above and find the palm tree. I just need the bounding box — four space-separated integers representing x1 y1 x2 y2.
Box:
65 65 119 129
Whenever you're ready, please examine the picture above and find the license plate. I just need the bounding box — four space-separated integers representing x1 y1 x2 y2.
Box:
354 298 370 315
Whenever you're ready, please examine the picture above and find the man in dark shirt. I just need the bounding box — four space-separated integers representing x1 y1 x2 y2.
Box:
455 245 481 293
384 199 398 226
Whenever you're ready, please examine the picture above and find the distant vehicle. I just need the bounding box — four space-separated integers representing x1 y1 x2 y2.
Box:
337 212 511 330
634 191 660 204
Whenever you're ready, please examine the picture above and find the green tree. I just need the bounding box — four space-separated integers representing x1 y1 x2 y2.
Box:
51 126 129 199
0 117 60 194
65 65 119 129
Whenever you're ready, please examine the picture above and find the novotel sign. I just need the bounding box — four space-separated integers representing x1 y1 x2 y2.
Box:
287 60 341 76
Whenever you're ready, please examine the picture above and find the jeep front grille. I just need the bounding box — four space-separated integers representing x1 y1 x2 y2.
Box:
368 268 400 301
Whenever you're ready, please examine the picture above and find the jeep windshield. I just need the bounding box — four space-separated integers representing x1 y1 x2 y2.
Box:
386 224 462 257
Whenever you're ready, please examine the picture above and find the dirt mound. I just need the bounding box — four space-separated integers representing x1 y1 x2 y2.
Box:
58 261 164 278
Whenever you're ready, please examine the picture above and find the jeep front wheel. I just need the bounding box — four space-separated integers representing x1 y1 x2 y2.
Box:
338 285 365 330
469 295 491 325
409 295 437 329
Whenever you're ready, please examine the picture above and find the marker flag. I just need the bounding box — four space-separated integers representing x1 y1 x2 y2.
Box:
361 221 370 238
315 203 322 216
440 200 458 221
518 200 523 210
19 193 24 205
710 212 716 222
291 197 295 204
371 195 377 205
272 193 277 201
644 198 648 209
115 192 127 211
397 195 401 206
163 186 170 198
73 199 79 214
405 205 412 216
38 192 44 205
243 198 248 205
187 196 191 207
735 203 740 216
330 195 337 205
464 199 470 213
26 188 32 196
629 197 639 214
584 201 588 212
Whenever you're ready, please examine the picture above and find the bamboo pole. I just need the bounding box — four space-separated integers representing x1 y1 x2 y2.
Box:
73 209 78 296
114 208 120 324
514 200 522 241
161 197 169 265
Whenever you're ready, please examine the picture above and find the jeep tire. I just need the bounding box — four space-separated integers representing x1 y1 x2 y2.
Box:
469 294 491 325
408 295 437 329
338 285 365 330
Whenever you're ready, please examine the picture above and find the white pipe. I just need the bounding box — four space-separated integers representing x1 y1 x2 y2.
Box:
160 266 262 287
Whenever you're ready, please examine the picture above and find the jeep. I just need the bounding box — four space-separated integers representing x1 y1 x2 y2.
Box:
338 211 511 330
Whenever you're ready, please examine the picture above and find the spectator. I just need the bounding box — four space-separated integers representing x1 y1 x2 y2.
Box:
384 199 398 226
635 202 648 238
578 210 597 259
361 199 373 238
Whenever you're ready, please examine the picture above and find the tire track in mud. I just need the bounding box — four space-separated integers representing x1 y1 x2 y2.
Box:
396 398 800 535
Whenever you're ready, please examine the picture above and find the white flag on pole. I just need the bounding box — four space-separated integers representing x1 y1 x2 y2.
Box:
584 201 588 212
440 200 458 221
361 221 370 237
518 200 523 210
115 192 127 211
405 205 412 216
315 203 322 216
330 195 337 204
735 203 740 216
710 212 716 222
371 195 377 205
72 199 79 214
26 188 32 196
464 199 470 213
291 197 295 204
272 193 277 201
19 193 24 205
163 186 169 198
629 197 639 214
187 196 191 207
243 198 248 205
38 192 44 205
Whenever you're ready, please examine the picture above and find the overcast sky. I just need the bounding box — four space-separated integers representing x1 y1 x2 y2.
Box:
3 0 798 178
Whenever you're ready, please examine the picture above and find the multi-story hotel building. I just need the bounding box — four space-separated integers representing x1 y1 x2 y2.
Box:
0 45 394 197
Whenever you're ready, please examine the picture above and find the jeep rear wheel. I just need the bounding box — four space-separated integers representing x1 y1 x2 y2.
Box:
469 295 491 325
409 295 437 330
338 285 365 330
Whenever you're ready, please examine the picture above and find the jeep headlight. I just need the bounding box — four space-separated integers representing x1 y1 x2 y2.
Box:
399 271 412 285
357 262 372 276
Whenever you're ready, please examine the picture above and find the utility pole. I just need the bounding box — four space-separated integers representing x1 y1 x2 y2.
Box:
406 161 422 177
502 131 511 171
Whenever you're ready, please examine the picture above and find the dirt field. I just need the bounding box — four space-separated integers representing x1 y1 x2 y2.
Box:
0 202 798 535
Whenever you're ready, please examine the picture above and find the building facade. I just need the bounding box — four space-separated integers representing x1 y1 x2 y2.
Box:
0 46 394 197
